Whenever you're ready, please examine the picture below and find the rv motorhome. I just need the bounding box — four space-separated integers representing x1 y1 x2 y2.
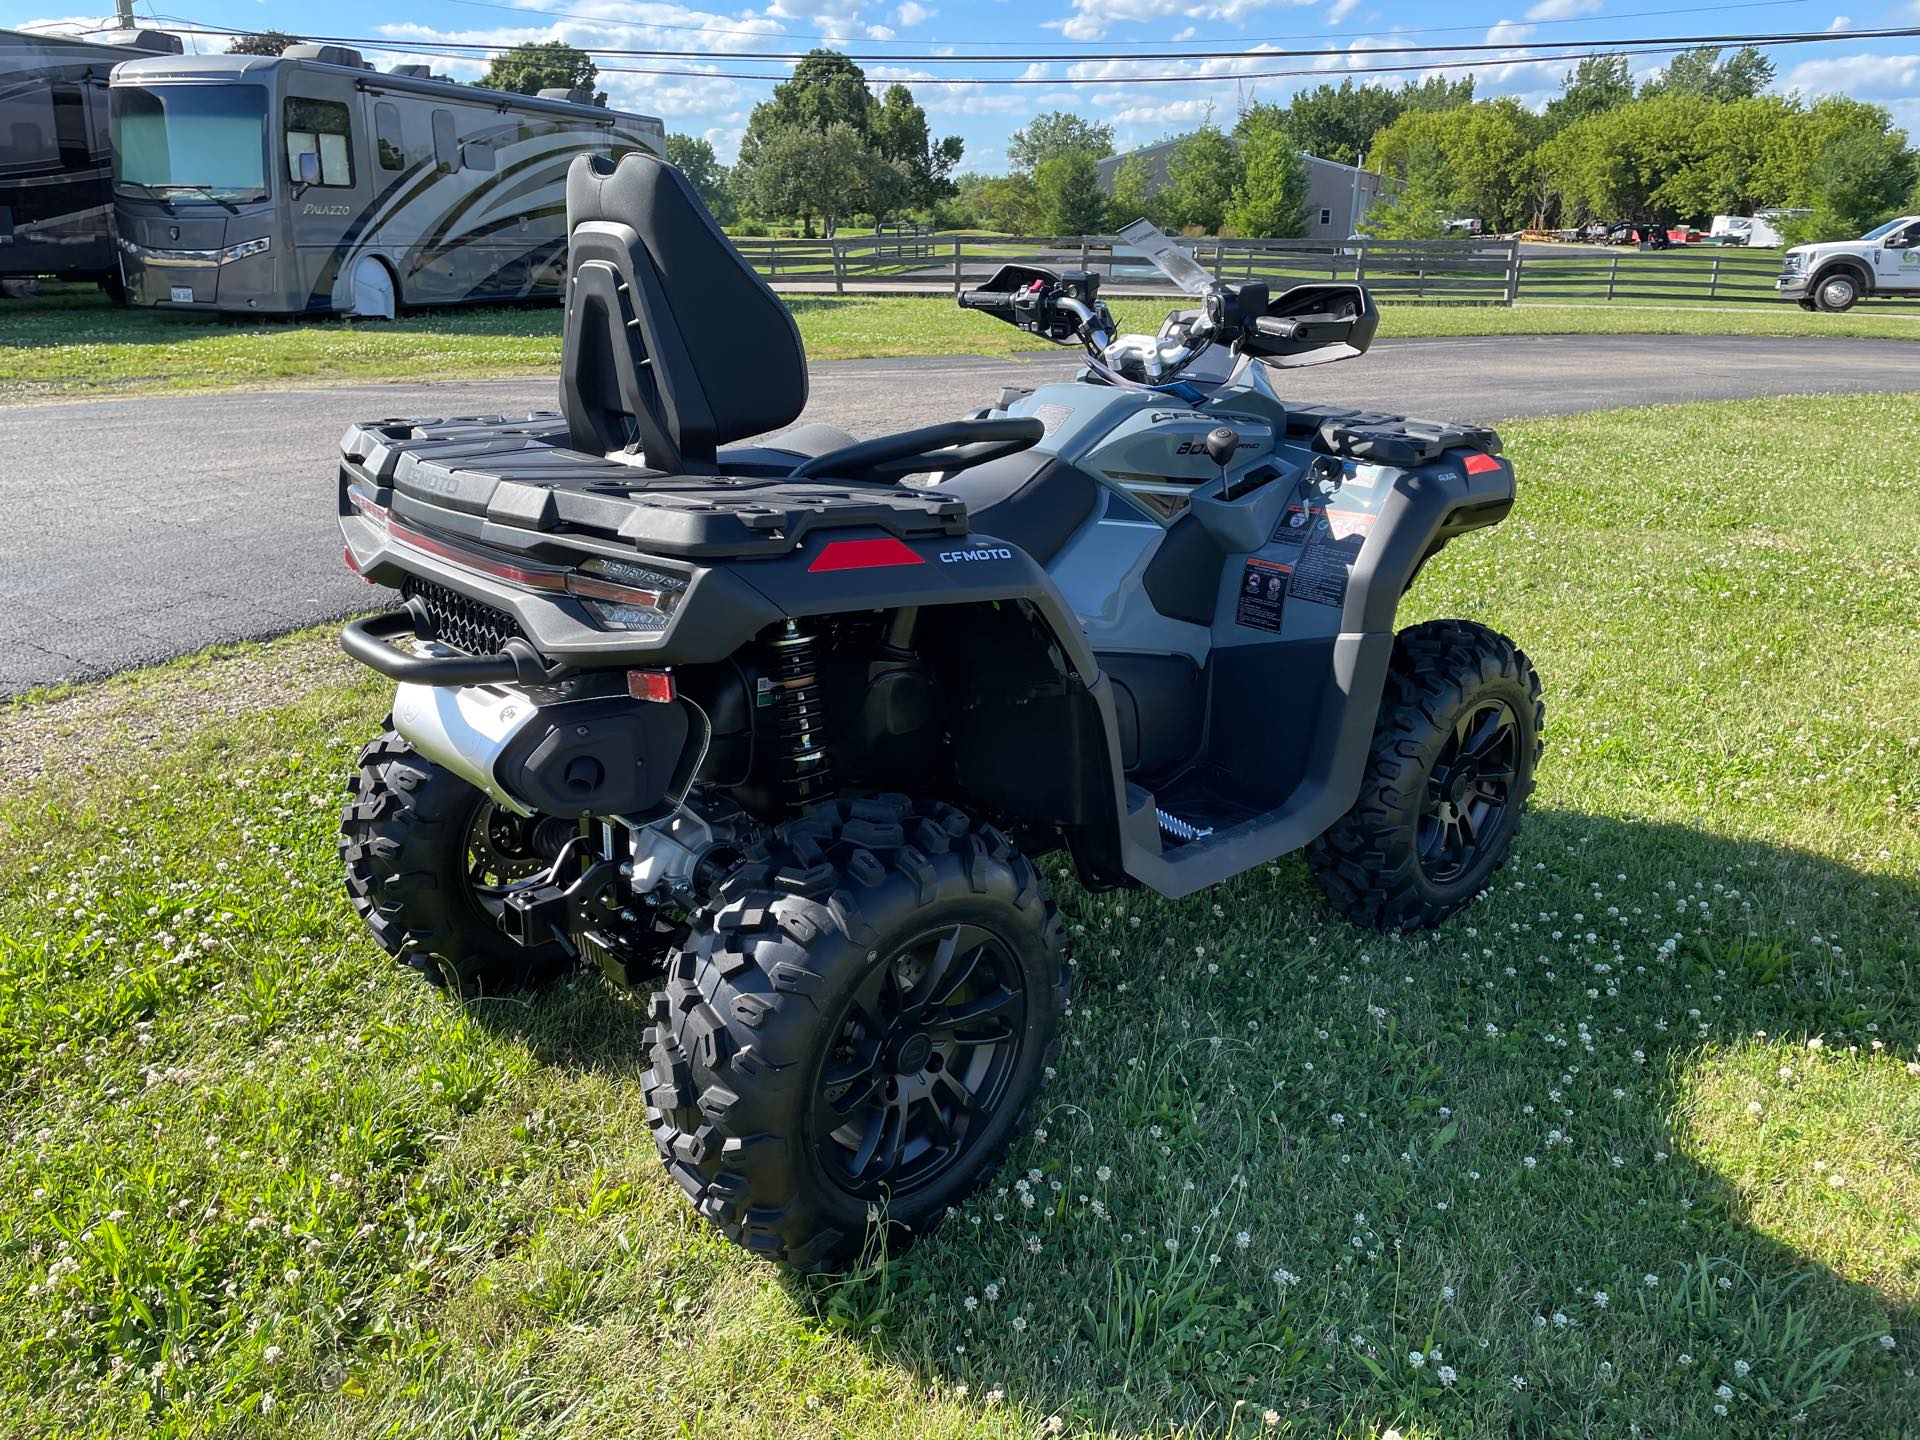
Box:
108 44 664 317
0 26 180 293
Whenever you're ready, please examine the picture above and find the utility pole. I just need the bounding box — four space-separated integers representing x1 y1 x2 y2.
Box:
116 0 135 27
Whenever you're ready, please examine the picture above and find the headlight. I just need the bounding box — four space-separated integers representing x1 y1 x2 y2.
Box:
219 237 270 263
1780 254 1802 271
567 557 688 633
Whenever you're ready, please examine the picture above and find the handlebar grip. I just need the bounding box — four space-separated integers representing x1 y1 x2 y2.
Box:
957 289 1016 312
1253 315 1302 339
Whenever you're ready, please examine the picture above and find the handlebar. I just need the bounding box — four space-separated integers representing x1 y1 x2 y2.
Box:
957 289 1016 312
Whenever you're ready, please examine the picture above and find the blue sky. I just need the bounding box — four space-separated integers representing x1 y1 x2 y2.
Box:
13 0 1920 170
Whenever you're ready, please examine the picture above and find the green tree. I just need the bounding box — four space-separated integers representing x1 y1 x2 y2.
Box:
1108 152 1157 229
1033 150 1108 235
1790 127 1918 243
1225 110 1308 238
740 121 871 236
480 41 605 106
1160 124 1242 234
870 83 964 205
225 31 300 56
1362 138 1454 238
944 172 1038 233
1260 76 1472 169
1366 99 1540 232
1640 45 1774 102
665 133 734 224
1545 54 1633 131
1007 112 1114 174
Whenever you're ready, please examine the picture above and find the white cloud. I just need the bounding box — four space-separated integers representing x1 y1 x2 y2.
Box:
1049 0 1317 44
1325 0 1361 21
1484 19 1535 47
894 1 934 25
1826 14 1851 29
1781 50 1920 98
1523 0 1601 19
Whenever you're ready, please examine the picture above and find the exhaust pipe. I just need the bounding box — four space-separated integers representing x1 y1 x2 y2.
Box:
392 682 543 816
391 681 696 820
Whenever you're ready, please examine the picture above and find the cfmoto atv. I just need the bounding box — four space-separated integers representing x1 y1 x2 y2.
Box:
336 156 1544 1269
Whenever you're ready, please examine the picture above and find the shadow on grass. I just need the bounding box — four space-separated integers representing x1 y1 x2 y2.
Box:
467 806 1918 1435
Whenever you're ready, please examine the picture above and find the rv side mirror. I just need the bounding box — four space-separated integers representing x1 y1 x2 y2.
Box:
293 150 322 189
1241 282 1380 368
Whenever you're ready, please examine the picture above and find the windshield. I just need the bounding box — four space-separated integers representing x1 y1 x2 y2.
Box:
1117 218 1216 297
110 85 269 201
1859 217 1911 242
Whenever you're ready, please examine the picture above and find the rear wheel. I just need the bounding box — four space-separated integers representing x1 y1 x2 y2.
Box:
644 796 1067 1270
340 730 571 994
1814 270 1863 313
1307 620 1543 932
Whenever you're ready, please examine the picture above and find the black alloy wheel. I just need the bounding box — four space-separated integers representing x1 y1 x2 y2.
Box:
813 922 1028 1199
1417 697 1521 885
1307 620 1544 932
644 795 1067 1270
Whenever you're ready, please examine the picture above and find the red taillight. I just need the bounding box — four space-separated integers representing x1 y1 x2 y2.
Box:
386 518 569 591
1463 452 1503 476
807 537 926 573
627 669 676 703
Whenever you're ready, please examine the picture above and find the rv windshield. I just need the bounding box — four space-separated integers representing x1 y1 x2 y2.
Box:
110 85 269 201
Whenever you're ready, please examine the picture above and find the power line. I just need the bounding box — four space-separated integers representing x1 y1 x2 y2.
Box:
590 41 1833 84
133 19 1917 67
420 0 1815 51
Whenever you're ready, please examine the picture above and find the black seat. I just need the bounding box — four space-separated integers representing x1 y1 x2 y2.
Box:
719 421 861 476
561 153 811 472
935 451 1099 564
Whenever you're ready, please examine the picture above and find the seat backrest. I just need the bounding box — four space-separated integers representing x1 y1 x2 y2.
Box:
560 152 808 471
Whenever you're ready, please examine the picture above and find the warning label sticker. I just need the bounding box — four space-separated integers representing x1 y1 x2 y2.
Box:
1235 557 1291 632
1280 507 1375 609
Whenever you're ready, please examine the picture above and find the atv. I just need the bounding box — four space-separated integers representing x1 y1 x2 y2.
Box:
336 156 1544 1269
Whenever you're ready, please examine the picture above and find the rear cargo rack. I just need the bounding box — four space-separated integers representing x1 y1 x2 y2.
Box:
341 414 971 561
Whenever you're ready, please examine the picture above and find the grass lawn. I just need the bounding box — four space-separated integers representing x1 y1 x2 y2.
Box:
1 286 1915 404
2 392 1918 1438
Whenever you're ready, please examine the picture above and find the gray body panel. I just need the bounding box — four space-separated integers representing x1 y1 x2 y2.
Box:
940 359 1510 897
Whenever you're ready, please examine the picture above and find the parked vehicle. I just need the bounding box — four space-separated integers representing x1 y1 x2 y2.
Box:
109 43 663 317
1710 212 1788 248
0 25 178 295
333 161 1544 1268
1777 215 1920 312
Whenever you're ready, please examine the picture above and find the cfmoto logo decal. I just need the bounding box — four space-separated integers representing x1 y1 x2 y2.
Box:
939 547 1013 563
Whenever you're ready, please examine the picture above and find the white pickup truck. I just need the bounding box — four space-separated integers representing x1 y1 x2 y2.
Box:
1777 216 1920 311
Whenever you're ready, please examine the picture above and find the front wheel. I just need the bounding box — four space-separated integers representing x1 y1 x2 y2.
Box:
644 796 1067 1270
1307 620 1544 932
1814 271 1862 313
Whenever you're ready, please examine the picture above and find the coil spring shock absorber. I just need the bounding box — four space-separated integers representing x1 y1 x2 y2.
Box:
763 619 832 805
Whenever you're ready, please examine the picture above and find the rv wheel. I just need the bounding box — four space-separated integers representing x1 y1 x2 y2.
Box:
349 257 398 320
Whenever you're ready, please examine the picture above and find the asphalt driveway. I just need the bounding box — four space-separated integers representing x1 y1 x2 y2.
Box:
2 333 1914 695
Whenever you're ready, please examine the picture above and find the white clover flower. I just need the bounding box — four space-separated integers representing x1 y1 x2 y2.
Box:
1733 1359 1751 1377
1408 1350 1426 1368
1437 1365 1457 1385
1011 1315 1027 1332
1715 1383 1734 1401
1235 1230 1251 1250
1879 1334 1897 1351
1643 1273 1659 1287
1593 1291 1609 1308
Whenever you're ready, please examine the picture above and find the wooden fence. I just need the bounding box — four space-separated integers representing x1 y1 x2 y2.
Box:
726 231 1920 310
